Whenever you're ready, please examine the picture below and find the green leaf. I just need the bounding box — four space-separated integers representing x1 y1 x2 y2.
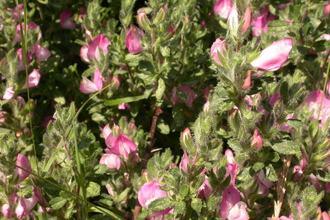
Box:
253 162 265 172
314 170 330 182
49 197 67 210
94 164 108 174
179 185 189 197
0 128 11 136
271 140 301 156
117 188 131 203
285 119 303 128
191 198 203 213
160 46 170 57
267 20 291 32
86 182 101 198
78 138 92 150
174 201 186 215
312 40 330 52
104 95 146 106
155 78 165 103
136 211 149 220
269 152 280 162
148 197 174 211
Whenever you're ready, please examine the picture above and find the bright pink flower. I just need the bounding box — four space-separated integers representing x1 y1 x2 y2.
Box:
60 10 76 29
221 186 248 220
241 6 251 33
214 0 233 19
33 43 51 62
13 4 24 22
210 38 226 66
3 87 14 100
324 1 330 16
251 129 263 149
225 149 237 185
108 134 137 159
251 38 293 71
22 69 41 89
322 211 330 220
1 204 10 217
302 90 330 126
15 194 39 219
80 34 111 62
79 68 103 93
138 181 167 208
251 6 276 37
15 154 32 183
100 153 121 170
125 25 144 53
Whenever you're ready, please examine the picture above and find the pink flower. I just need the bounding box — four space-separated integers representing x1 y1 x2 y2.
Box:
15 195 38 219
33 43 51 62
228 4 238 33
251 38 293 71
17 49 32 71
118 103 130 110
138 181 167 208
256 170 272 196
13 4 24 22
197 177 212 200
302 90 330 126
225 149 237 185
22 69 41 89
79 68 103 93
170 86 197 107
213 0 233 19
179 151 189 173
220 186 249 220
107 134 137 159
251 6 276 37
322 211 330 220
210 38 226 66
251 129 263 149
324 1 330 16
80 34 111 62
125 25 145 53
241 6 251 33
3 87 15 100
14 22 40 42
1 204 11 217
100 153 121 170
60 10 76 29
15 154 32 183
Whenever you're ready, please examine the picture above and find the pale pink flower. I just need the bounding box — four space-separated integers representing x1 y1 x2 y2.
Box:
125 25 144 53
33 43 51 62
15 154 32 183
79 68 103 93
17 49 32 71
138 181 167 208
227 201 249 220
322 211 330 220
179 151 189 173
3 87 14 100
22 69 41 89
14 22 40 42
220 186 248 220
100 153 121 170
251 38 293 71
60 10 76 29
210 38 226 66
197 177 212 200
80 34 111 62
228 4 238 33
251 129 263 149
13 4 24 22
256 170 272 196
118 103 130 110
214 0 233 19
324 1 330 16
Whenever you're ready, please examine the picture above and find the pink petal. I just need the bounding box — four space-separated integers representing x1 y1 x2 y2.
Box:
79 77 98 93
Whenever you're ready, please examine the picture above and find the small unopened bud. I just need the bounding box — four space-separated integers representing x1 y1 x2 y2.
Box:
241 70 252 89
241 5 251 33
181 128 195 153
324 1 330 16
137 9 151 31
251 129 263 149
153 7 166 25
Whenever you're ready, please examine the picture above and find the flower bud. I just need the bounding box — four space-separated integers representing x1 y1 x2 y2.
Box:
153 8 166 25
241 70 252 89
210 38 226 66
251 38 293 71
324 1 330 16
181 128 195 152
241 5 251 33
179 151 189 173
228 4 239 36
3 87 14 100
251 129 263 149
15 154 32 183
137 9 151 30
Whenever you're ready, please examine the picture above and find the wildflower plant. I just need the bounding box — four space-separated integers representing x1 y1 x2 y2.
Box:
0 0 330 219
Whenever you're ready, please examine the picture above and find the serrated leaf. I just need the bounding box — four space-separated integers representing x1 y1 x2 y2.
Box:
191 198 203 213
148 197 174 211
271 140 301 156
94 164 108 174
49 197 67 210
174 201 186 215
267 20 290 32
160 46 170 57
253 162 265 172
117 188 131 203
136 211 149 220
86 182 101 198
78 138 92 150
155 78 165 103
285 119 303 128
